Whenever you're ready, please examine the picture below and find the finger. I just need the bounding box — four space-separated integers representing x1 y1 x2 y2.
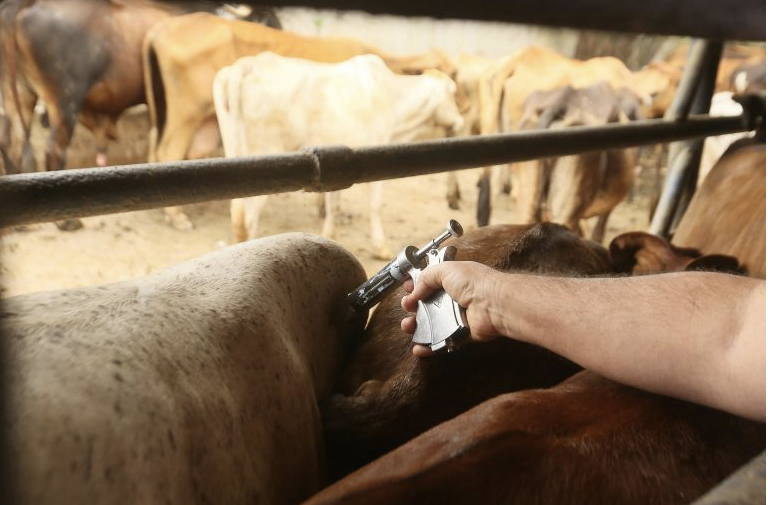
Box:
403 264 446 311
403 278 414 293
401 315 416 334
412 344 435 357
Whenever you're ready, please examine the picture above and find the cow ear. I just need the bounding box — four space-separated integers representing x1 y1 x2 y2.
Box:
609 232 701 275
685 254 745 275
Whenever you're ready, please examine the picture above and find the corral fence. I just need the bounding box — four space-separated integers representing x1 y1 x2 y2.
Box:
0 0 765 502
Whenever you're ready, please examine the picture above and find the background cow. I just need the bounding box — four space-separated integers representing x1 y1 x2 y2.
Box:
0 0 280 175
511 82 640 242
458 46 669 226
3 233 366 505
214 52 463 258
674 140 766 278
142 12 457 229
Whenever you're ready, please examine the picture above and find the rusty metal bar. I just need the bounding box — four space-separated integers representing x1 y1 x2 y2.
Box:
0 113 753 229
242 0 765 40
649 40 723 237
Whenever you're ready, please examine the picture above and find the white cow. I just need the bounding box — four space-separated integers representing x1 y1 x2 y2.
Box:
213 51 463 259
4 233 367 505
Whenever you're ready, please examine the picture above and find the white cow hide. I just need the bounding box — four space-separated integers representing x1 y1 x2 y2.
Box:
214 52 463 259
4 233 367 505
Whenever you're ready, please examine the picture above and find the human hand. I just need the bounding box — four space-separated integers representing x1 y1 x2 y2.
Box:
401 261 504 357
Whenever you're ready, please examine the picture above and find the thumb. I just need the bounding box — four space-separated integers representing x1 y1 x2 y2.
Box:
403 263 448 312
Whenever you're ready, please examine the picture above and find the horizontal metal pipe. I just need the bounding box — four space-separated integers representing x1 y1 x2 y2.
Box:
226 0 766 40
0 114 753 228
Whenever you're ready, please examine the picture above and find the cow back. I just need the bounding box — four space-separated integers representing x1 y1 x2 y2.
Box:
674 142 766 278
4 233 366 505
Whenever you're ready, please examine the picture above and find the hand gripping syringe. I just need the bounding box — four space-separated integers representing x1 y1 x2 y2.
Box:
347 220 470 352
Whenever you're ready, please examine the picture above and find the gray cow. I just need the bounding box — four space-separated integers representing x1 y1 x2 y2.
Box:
3 233 366 505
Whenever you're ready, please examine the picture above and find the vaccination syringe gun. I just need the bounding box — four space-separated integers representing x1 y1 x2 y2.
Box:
347 220 470 353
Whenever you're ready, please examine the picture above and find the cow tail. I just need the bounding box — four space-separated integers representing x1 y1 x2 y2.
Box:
142 26 165 163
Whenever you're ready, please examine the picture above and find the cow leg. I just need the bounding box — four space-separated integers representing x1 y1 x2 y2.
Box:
476 166 492 226
446 172 461 210
230 196 269 243
317 193 326 219
42 105 86 231
322 191 341 239
230 198 247 243
186 115 222 160
0 81 37 174
495 164 512 195
591 213 610 244
513 160 546 224
43 114 73 171
369 181 392 260
243 196 269 241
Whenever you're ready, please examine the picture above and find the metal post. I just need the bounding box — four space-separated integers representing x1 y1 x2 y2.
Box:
649 40 723 238
691 452 766 505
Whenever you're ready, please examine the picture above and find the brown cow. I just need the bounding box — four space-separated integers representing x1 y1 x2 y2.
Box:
0 0 279 174
310 371 763 505
322 222 749 479
142 12 457 229
313 225 762 504
512 82 640 242
144 12 456 166
673 140 766 278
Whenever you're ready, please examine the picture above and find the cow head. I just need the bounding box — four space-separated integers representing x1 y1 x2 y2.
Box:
609 231 744 275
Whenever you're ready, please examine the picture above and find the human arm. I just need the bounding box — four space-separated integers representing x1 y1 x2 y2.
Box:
401 262 766 421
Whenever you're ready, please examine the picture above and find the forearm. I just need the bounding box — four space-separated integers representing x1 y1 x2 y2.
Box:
490 271 766 421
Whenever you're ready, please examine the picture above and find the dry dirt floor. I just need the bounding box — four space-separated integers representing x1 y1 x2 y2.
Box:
0 110 657 297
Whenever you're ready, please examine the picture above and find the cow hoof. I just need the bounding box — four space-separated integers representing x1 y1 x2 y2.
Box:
55 218 84 231
166 214 194 231
373 245 393 261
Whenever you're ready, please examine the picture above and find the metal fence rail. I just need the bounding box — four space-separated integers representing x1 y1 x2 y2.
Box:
0 113 755 228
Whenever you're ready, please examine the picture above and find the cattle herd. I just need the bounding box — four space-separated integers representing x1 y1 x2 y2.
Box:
0 1 765 504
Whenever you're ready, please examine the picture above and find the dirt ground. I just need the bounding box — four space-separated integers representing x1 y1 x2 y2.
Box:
0 111 655 297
